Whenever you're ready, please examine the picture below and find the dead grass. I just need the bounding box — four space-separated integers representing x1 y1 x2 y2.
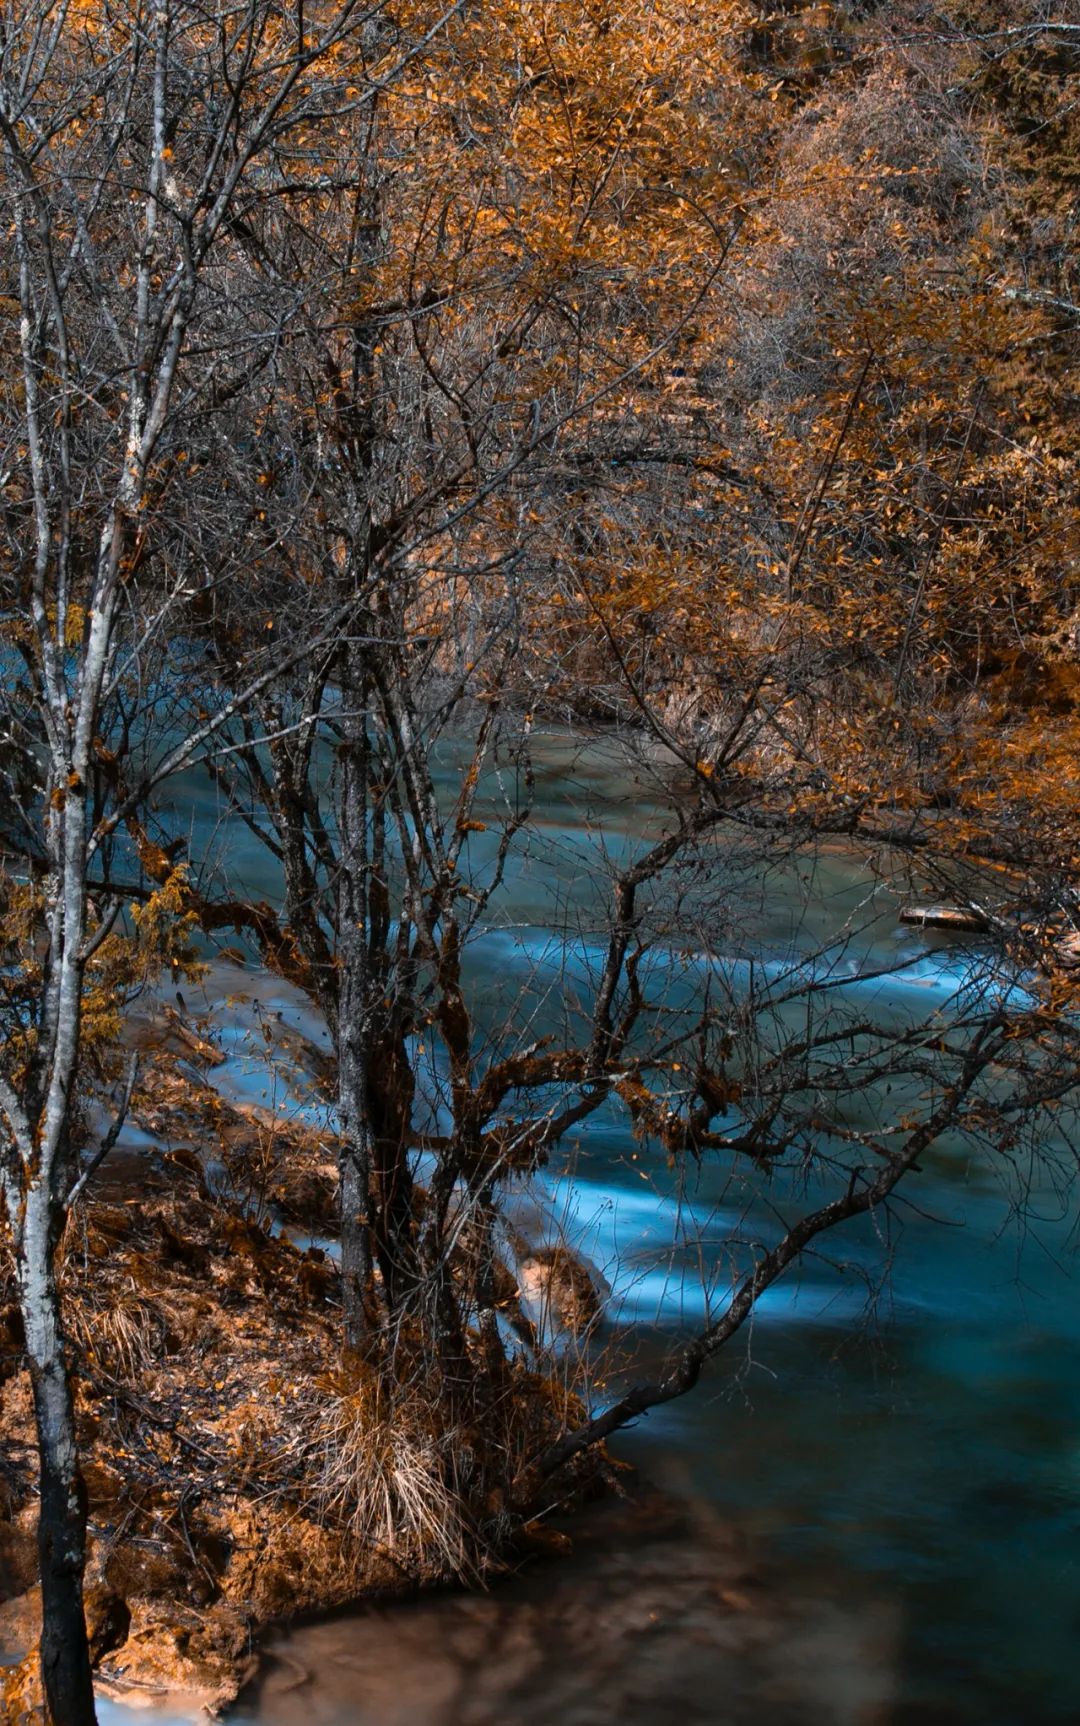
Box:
69 1285 167 1382
0 1054 608 1710
269 1372 475 1579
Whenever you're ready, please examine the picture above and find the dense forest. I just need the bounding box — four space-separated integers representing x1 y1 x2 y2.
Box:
1 1 1078 1721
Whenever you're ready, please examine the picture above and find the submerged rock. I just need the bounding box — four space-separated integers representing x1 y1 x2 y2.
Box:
516 1245 607 1336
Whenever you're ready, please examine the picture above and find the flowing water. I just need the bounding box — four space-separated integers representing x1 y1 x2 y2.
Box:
98 734 1080 1723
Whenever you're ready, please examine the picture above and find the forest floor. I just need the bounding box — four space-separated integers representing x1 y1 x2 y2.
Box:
0 1049 598 1720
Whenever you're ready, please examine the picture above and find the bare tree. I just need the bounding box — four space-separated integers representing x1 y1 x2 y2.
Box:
0 1 429 1714
167 0 743 1360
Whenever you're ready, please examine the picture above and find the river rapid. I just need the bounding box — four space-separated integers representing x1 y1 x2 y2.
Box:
96 731 1080 1726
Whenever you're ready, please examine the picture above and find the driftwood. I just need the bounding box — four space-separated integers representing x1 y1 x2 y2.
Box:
899 904 989 934
901 906 1080 975
160 1007 227 1068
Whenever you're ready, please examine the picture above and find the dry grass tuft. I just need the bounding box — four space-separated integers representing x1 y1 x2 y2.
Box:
71 1288 167 1381
260 1371 477 1581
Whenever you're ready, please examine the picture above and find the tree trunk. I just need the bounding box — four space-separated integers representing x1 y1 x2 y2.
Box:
336 643 376 1350
473 1184 504 1371
19 1188 96 1726
368 1029 417 1313
338 1034 376 1351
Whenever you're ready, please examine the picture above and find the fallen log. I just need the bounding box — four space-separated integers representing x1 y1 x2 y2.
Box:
161 1006 226 1067
899 904 989 934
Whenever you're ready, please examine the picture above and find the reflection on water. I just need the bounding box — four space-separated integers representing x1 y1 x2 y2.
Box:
237 1494 900 1726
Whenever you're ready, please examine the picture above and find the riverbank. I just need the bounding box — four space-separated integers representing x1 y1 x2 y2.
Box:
0 1049 602 1720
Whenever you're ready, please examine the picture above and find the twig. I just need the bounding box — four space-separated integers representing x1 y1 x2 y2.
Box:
66 1053 140 1210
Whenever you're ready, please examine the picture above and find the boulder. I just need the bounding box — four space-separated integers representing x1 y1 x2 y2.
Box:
1056 930 1080 970
516 1246 607 1336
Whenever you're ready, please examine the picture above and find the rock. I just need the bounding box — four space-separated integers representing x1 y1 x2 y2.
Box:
516 1246 606 1336
154 1213 211 1275
0 1583 41 1655
103 1534 189 1603
0 1302 26 1380
0 1512 38 1601
85 1583 131 1664
161 1005 227 1066
96 1595 253 1716
0 1644 44 1725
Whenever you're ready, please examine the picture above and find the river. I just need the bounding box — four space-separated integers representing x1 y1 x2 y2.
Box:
96 729 1080 1725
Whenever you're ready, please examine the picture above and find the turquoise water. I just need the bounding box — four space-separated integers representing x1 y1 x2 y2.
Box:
116 731 1080 1722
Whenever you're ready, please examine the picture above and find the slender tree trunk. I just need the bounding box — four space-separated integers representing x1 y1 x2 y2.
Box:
418 1155 467 1367
338 1031 376 1351
474 1184 503 1371
19 1186 96 1726
337 643 376 1349
368 1030 418 1313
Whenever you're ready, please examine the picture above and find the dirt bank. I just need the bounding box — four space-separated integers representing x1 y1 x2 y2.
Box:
0 1054 597 1720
